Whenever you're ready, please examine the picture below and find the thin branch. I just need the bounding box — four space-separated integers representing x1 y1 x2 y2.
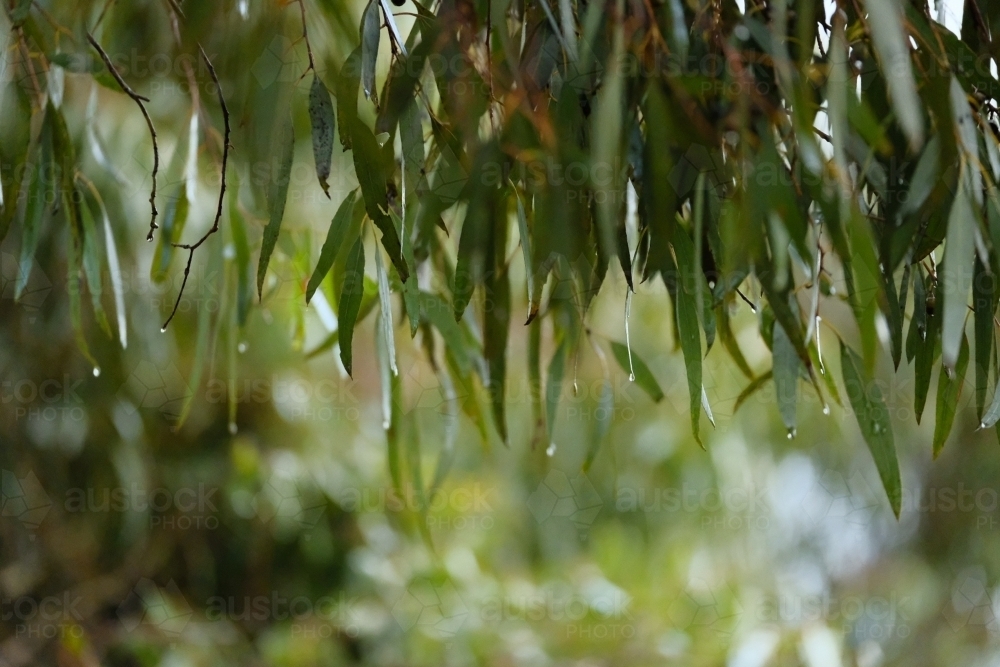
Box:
297 0 316 73
161 45 231 332
87 33 159 241
92 0 117 31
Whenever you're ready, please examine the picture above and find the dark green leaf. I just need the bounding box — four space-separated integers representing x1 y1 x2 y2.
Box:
360 0 381 103
610 341 664 402
338 236 366 377
256 112 295 300
306 190 358 303
933 334 970 458
840 341 902 518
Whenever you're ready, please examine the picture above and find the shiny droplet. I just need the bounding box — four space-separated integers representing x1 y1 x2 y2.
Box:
160 326 167 333
546 442 556 457
573 380 580 396
382 419 390 430
822 404 830 415
238 342 248 354
786 428 796 440
228 422 238 435
92 367 101 378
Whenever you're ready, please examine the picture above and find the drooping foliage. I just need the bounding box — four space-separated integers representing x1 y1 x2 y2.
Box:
3 0 1000 516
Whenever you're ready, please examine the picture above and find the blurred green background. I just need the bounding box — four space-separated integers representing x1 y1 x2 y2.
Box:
2 1 1000 666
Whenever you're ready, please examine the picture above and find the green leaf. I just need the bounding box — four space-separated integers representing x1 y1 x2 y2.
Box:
583 377 614 472
610 341 663 402
256 112 295 300
150 186 189 283
545 338 568 446
229 177 252 327
336 48 362 151
941 173 976 371
514 190 536 321
772 321 799 435
10 0 31 26
933 334 970 458
360 0 381 103
734 371 773 413
10 109 57 300
306 190 358 303
865 0 924 151
79 187 111 338
308 74 336 198
973 257 994 420
914 273 940 424
338 236 366 377
484 265 511 444
350 118 408 281
840 341 902 518
419 292 472 375
673 227 705 444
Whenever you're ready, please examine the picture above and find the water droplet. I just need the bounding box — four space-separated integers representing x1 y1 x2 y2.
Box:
786 428 796 440
546 442 556 457
382 418 390 430
238 342 248 354
822 404 830 415
629 373 635 382
160 326 167 333
873 422 882 434
228 422 238 435
573 380 579 396
92 367 101 378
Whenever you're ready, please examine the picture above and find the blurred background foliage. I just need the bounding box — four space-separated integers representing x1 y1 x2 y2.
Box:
2 0 1000 666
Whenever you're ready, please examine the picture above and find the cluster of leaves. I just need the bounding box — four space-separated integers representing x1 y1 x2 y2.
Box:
5 0 1000 518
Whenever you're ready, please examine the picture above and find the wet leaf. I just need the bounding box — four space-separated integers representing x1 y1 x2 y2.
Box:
308 74 336 197
840 341 901 518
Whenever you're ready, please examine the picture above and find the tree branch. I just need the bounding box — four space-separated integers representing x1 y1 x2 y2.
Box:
87 32 160 242
161 45 231 331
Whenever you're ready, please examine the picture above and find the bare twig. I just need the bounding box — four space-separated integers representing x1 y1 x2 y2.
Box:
92 0 117 31
161 45 231 331
87 33 160 241
297 0 316 73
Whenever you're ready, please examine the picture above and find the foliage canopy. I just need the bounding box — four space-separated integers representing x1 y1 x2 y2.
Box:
3 0 1000 516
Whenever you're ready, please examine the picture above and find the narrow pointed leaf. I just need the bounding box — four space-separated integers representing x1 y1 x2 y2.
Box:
933 335 970 458
338 236 366 377
308 75 336 197
307 190 358 303
841 341 902 518
256 112 295 299
610 341 664 402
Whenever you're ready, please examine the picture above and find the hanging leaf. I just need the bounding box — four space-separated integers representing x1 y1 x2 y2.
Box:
734 371 774 413
545 338 568 447
150 186 189 283
840 341 902 518
374 244 397 376
256 112 295 300
772 321 799 436
308 74 336 198
673 227 705 444
484 265 511 444
306 190 359 303
941 176 976 371
973 257 994 420
933 334 970 458
583 377 614 472
610 341 663 402
338 235 367 377
78 187 112 338
360 0 381 104
865 0 924 151
350 118 408 281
